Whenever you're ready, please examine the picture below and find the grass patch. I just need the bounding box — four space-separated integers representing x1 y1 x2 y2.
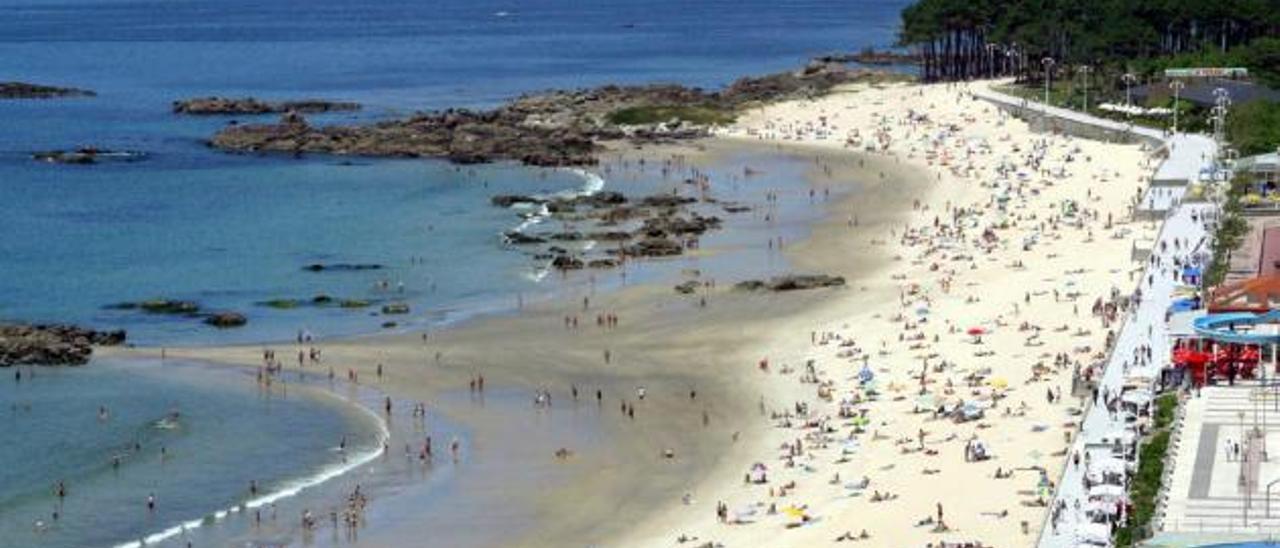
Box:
606 104 736 126
1114 393 1178 546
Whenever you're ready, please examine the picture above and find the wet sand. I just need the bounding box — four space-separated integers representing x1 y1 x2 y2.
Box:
100 138 924 547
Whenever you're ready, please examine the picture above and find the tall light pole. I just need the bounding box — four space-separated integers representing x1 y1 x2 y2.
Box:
1122 72 1138 108
1170 80 1185 134
1080 65 1092 112
1213 87 1232 150
1042 57 1055 105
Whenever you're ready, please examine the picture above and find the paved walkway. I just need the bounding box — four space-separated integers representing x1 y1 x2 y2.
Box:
970 84 1219 548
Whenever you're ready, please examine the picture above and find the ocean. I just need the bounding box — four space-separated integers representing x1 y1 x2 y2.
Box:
0 0 908 546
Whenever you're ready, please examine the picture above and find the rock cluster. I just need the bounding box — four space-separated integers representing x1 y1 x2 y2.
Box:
0 323 125 366
32 148 147 165
173 97 360 115
206 63 892 167
0 82 95 99
734 274 847 292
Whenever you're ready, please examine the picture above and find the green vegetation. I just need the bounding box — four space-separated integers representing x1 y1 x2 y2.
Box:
1227 100 1280 155
898 0 1280 84
1114 393 1179 546
606 104 736 126
1205 174 1252 287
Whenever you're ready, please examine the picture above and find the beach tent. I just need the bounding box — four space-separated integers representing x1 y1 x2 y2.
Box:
1077 523 1112 546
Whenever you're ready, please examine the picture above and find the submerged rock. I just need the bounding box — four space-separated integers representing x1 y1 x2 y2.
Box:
303 263 384 272
381 303 410 314
0 323 125 366
204 311 247 328
0 82 95 99
32 148 147 165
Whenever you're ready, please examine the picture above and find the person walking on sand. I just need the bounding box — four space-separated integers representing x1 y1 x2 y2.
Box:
147 493 156 512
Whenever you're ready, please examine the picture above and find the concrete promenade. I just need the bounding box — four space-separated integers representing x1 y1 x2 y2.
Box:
971 83 1219 548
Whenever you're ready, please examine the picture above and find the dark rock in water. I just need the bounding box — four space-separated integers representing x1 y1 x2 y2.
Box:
312 294 334 304
0 323 125 366
381 321 398 329
550 255 584 270
32 148 146 165
260 298 300 309
340 299 371 308
734 274 846 292
587 258 620 269
491 195 546 208
381 303 410 314
722 204 752 213
303 263 384 272
586 230 632 242
674 280 700 294
502 231 547 245
639 194 697 208
548 231 584 241
137 299 200 315
173 97 360 115
204 312 247 328
640 213 721 237
613 238 683 258
0 82 95 99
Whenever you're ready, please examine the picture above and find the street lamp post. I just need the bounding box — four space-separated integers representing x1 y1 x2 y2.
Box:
1170 80 1185 134
1080 65 1092 112
1213 88 1232 152
1122 72 1138 108
1042 57 1055 106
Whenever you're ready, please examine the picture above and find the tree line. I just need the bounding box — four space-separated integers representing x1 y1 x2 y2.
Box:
898 0 1280 85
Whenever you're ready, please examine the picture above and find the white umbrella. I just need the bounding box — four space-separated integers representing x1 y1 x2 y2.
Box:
1089 484 1126 500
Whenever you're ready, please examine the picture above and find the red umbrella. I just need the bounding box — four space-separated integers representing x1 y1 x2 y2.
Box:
967 327 986 336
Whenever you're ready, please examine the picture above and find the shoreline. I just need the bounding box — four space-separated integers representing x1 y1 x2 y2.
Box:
99 135 923 547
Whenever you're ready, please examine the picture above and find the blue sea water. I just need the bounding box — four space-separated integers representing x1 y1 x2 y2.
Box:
0 0 909 546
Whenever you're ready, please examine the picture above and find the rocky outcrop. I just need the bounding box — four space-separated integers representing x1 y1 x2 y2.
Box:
734 274 846 292
813 49 921 66
205 64 895 167
33 148 146 165
203 311 247 328
0 323 125 366
674 280 700 294
173 97 360 115
1 82 95 99
613 238 684 258
502 231 547 245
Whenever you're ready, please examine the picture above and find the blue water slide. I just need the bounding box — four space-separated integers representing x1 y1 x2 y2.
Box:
1192 310 1280 345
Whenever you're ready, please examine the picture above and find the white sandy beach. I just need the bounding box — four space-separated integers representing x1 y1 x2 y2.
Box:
102 79 1162 548
611 79 1161 547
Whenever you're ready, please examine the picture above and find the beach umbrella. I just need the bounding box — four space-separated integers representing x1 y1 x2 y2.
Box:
967 327 986 336
783 506 807 519
987 378 1009 390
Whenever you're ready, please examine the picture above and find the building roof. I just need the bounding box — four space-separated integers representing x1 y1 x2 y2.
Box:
1238 152 1280 173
